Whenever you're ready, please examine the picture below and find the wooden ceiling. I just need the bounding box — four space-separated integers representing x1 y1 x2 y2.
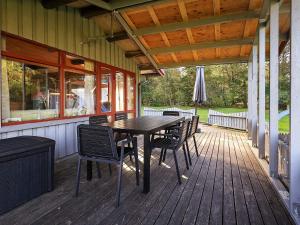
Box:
42 0 291 75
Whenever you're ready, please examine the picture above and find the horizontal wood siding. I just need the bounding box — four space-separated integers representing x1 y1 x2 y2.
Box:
0 0 138 74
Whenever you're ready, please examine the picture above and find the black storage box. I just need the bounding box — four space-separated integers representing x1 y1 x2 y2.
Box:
0 136 55 215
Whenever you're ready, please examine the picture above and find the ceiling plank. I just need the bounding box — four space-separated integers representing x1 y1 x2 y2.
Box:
121 11 160 63
177 0 198 61
134 10 261 36
213 0 221 58
240 0 256 57
147 6 178 63
149 38 254 54
160 57 249 68
40 0 77 9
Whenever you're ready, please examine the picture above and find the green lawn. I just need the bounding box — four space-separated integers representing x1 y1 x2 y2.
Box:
142 106 289 133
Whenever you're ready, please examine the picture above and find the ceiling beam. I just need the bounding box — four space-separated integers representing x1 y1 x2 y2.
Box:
134 10 260 36
114 11 163 75
160 57 249 68
106 31 129 42
138 64 155 70
84 0 112 11
148 38 254 54
125 50 145 58
40 0 77 9
80 5 110 18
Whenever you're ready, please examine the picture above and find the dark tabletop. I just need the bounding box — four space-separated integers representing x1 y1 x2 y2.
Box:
104 116 184 134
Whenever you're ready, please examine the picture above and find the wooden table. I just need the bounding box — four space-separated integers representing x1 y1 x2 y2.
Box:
87 116 184 193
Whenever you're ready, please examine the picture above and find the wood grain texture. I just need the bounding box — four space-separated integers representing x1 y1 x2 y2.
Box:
0 125 294 225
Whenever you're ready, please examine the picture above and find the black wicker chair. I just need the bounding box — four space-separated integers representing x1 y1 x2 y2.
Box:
115 112 128 121
150 120 190 184
89 115 108 125
186 116 200 158
76 124 139 207
89 115 112 174
162 111 180 116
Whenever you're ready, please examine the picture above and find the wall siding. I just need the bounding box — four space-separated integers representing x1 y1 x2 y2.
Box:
0 0 141 159
1 0 138 74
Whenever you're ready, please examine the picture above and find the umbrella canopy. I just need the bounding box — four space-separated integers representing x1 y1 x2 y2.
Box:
193 66 207 105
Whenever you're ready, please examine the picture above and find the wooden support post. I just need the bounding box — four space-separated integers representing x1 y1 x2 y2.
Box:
248 61 253 139
251 45 258 147
289 0 300 221
258 23 266 158
269 0 279 177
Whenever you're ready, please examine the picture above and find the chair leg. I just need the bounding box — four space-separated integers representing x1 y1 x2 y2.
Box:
159 148 164 165
96 162 102 178
193 135 199 156
134 149 140 186
108 164 112 175
182 144 189 170
116 162 123 207
162 148 167 162
173 151 182 184
75 158 82 197
185 141 192 166
129 154 133 162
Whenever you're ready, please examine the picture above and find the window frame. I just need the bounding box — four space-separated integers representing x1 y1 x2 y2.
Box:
1 32 137 126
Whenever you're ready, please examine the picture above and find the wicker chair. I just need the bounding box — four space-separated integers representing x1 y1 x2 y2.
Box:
115 112 128 121
186 116 200 158
150 120 190 184
76 124 139 207
89 115 108 125
162 111 180 116
89 115 112 174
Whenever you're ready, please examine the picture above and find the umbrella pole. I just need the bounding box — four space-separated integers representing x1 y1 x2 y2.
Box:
194 103 198 115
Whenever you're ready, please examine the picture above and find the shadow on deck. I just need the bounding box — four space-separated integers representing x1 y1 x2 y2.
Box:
0 125 294 225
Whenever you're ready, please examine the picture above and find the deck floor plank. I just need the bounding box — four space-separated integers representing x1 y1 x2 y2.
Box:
0 125 295 225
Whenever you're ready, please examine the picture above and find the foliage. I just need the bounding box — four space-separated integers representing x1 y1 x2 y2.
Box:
141 43 290 110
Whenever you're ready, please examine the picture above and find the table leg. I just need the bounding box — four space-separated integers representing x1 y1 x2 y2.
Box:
87 160 93 181
143 133 151 193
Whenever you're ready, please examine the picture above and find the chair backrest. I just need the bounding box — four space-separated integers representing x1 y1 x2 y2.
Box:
177 120 189 147
189 116 199 136
89 115 108 125
115 112 128 121
163 111 180 116
77 124 118 160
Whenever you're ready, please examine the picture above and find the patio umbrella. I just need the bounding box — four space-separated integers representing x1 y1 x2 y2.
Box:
193 66 207 115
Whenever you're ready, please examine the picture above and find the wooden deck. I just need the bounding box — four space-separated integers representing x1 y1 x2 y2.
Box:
0 125 294 225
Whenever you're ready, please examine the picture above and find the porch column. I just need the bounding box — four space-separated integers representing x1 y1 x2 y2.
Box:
289 0 300 220
269 0 279 177
258 23 266 158
251 45 258 147
247 60 253 139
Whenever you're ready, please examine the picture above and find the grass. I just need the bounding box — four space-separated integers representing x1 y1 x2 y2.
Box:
142 106 289 133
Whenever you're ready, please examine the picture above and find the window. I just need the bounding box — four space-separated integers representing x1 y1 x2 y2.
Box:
127 75 135 111
100 67 112 113
64 71 96 116
1 58 60 123
116 71 125 112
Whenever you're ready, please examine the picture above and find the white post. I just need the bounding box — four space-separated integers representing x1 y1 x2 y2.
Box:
269 0 279 177
289 0 300 220
247 61 253 139
0 0 2 129
258 23 266 158
252 45 258 147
